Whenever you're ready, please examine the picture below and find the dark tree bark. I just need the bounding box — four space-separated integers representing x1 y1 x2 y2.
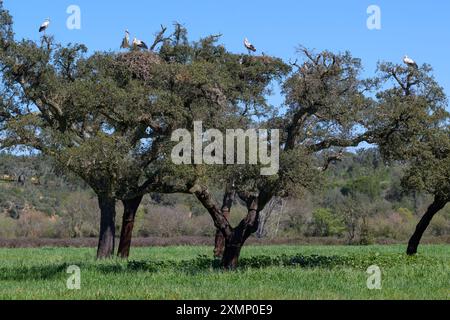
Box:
214 210 230 258
222 196 259 269
407 196 447 255
117 195 143 259
97 195 117 259
192 185 233 245
221 212 259 269
192 185 272 270
214 186 235 258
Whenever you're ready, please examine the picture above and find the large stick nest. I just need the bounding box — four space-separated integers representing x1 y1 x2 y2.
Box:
116 51 162 82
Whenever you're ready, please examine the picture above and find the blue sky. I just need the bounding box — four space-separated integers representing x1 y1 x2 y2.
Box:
4 0 450 107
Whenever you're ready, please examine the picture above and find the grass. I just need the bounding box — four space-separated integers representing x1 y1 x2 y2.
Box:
0 244 448 300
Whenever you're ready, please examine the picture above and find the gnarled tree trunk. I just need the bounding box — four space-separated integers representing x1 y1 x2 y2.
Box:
97 195 117 259
222 196 259 269
214 210 230 258
214 185 235 258
118 195 143 259
407 196 447 255
192 185 271 270
222 211 260 269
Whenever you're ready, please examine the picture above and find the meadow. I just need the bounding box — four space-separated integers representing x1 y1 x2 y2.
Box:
0 245 448 300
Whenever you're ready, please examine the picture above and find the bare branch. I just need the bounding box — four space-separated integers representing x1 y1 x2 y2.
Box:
149 25 170 51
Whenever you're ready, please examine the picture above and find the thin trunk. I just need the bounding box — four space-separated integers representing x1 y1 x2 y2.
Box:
214 186 235 258
407 196 447 255
97 195 116 259
117 195 143 259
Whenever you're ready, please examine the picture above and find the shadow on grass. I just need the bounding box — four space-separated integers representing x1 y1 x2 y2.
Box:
0 253 438 281
0 264 70 281
0 254 343 280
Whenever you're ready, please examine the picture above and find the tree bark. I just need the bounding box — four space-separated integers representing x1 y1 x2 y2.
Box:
192 185 233 239
192 185 271 270
214 186 235 258
214 210 230 258
117 195 143 259
407 196 447 255
222 208 259 270
96 195 117 259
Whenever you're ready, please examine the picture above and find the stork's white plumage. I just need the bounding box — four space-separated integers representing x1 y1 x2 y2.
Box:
403 55 418 69
244 38 256 54
121 30 130 49
39 18 50 33
133 37 148 50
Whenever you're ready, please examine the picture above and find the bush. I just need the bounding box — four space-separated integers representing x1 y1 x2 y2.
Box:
0 214 16 238
369 210 416 240
429 215 450 236
14 211 59 238
137 204 215 237
308 208 345 237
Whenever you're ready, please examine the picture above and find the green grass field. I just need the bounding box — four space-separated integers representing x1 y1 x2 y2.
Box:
0 245 448 300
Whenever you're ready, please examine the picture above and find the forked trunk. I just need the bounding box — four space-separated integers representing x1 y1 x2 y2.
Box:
222 238 243 270
407 196 447 255
97 195 116 259
214 186 235 258
192 185 267 270
222 206 259 270
118 195 143 259
214 210 230 258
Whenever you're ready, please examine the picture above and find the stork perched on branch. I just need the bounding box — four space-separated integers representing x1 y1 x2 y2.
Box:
120 30 130 49
244 38 256 55
39 18 50 34
403 55 418 69
133 37 148 50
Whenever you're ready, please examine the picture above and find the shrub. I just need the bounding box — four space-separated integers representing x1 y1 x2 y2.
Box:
308 208 345 237
429 215 450 236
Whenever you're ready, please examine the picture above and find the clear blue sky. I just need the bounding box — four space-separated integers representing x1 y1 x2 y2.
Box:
4 0 450 106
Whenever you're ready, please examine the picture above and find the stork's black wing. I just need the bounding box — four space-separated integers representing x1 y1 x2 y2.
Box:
140 41 148 50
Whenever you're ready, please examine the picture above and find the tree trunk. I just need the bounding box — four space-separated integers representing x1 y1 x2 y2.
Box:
192 185 269 270
214 210 230 258
117 195 143 259
97 195 117 259
192 185 233 239
222 197 259 270
407 196 447 255
214 186 235 258
222 237 243 270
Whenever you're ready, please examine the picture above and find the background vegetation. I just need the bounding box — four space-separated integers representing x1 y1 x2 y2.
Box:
1 150 449 244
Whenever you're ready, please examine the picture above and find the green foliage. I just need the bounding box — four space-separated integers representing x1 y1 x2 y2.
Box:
309 208 345 237
341 175 382 200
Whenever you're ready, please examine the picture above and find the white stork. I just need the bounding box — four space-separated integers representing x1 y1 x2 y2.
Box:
121 30 130 49
403 55 418 69
244 38 256 54
133 37 148 50
39 18 50 33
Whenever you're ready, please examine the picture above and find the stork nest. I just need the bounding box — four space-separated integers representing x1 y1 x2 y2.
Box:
241 55 275 65
116 51 162 82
